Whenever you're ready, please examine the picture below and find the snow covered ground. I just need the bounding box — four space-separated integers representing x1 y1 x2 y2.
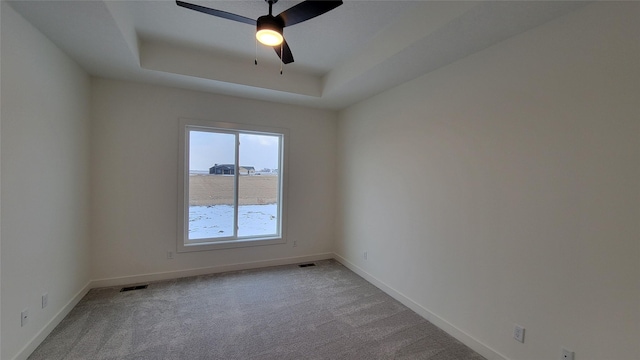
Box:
189 204 278 239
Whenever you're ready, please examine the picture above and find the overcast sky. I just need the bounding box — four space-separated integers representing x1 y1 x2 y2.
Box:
189 131 280 171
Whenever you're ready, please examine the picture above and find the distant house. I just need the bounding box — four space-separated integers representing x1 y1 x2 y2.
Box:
209 164 234 175
209 164 255 175
242 166 256 175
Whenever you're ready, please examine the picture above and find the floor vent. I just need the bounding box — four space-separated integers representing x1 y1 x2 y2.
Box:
298 263 316 268
120 285 148 292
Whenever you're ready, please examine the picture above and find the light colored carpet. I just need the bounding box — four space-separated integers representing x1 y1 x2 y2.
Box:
28 260 485 360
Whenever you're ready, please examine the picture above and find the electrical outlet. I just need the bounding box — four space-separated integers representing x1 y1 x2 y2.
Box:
363 251 368 260
42 293 48 309
513 324 525 343
167 251 174 259
293 240 297 247
21 309 29 327
561 348 574 360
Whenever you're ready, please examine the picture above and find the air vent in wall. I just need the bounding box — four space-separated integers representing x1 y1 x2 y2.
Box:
298 263 316 268
120 285 148 292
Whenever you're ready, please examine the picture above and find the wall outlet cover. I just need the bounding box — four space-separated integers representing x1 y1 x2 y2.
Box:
561 348 575 360
21 309 29 327
513 324 525 343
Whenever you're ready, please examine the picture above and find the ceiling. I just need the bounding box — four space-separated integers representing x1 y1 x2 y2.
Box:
8 1 588 109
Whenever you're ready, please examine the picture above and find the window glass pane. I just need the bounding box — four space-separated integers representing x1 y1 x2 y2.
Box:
238 133 280 237
188 130 236 240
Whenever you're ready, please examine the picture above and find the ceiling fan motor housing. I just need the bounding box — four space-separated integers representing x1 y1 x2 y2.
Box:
256 15 284 46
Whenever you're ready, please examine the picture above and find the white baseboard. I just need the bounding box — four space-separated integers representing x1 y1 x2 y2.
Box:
90 252 334 288
11 281 92 360
332 253 507 360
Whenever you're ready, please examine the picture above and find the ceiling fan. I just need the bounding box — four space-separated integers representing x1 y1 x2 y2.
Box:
176 0 344 65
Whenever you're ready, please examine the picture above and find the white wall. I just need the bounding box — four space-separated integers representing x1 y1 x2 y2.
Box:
336 3 639 360
0 3 92 360
90 79 337 282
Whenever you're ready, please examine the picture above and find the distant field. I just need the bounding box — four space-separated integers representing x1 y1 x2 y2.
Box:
189 174 279 206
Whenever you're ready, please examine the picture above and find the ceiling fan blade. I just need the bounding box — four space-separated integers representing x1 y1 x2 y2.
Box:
274 39 294 64
176 1 256 25
277 0 343 28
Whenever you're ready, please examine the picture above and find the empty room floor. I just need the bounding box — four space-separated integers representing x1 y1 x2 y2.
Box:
28 260 484 360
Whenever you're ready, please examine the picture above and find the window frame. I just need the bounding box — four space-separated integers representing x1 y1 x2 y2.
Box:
177 118 288 252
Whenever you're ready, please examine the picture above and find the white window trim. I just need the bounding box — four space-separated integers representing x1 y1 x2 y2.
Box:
177 118 289 252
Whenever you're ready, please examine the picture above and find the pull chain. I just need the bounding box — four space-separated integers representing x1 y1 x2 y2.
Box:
255 37 284 74
280 42 283 75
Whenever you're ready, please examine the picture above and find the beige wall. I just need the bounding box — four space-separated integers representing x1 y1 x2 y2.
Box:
336 3 639 360
2 1 639 360
1 3 92 359
90 79 337 281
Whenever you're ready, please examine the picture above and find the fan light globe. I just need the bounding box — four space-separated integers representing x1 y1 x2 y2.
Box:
256 29 283 46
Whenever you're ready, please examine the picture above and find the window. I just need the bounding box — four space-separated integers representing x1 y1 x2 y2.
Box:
178 119 288 252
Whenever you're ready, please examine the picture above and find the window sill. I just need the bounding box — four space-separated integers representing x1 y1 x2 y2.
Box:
177 236 286 253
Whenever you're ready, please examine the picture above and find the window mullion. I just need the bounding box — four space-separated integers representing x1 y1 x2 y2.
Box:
233 132 240 238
